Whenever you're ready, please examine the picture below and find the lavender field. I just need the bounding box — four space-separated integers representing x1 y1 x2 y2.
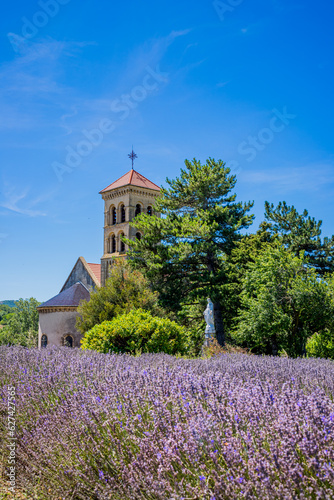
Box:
1 347 334 499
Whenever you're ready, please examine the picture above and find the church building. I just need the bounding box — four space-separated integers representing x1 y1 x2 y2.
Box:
37 164 161 348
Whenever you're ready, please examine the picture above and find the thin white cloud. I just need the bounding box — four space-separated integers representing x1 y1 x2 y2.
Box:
183 42 198 55
49 30 193 135
1 39 66 92
0 184 47 217
113 29 191 88
0 30 192 138
0 38 93 131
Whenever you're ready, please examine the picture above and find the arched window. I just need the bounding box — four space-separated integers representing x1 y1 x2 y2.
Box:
135 204 141 217
136 232 141 240
109 206 115 226
64 335 73 348
120 233 125 252
147 206 153 216
121 205 126 223
41 334 47 348
109 234 116 253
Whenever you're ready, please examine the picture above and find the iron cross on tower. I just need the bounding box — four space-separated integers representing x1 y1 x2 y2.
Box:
128 148 138 169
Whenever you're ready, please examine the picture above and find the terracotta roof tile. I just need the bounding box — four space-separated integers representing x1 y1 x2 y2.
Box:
100 169 160 193
87 263 101 286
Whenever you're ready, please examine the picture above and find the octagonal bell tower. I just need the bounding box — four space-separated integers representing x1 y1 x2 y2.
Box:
99 168 161 286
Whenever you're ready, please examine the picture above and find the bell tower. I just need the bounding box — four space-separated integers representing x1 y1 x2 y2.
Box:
99 159 161 286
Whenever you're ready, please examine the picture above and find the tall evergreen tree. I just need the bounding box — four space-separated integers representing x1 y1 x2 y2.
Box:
126 158 254 346
264 201 334 274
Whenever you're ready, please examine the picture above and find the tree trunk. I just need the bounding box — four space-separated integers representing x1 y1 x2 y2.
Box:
271 338 278 356
213 301 225 347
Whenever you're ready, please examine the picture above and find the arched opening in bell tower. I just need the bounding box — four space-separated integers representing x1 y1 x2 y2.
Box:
119 232 126 252
135 204 141 217
120 205 126 223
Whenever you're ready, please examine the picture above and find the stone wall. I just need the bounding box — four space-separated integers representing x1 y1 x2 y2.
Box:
38 309 83 348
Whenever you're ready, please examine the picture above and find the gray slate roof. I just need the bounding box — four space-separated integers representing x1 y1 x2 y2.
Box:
38 282 90 308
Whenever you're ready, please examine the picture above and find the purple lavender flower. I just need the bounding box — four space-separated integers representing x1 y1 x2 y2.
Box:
1 346 334 498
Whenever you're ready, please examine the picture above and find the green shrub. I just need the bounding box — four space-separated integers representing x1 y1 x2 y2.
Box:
306 330 334 359
81 309 189 355
76 260 162 335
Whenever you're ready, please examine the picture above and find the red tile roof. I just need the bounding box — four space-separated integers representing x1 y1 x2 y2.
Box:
87 263 101 286
100 169 160 193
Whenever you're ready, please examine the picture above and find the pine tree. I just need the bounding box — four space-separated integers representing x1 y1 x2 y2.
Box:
264 201 334 274
126 158 254 346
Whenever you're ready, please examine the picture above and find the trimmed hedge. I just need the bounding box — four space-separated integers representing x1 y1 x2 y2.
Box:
81 309 189 355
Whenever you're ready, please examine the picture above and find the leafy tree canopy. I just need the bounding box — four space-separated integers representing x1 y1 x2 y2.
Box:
0 298 40 347
223 224 275 335
0 304 14 325
306 273 334 359
233 243 332 357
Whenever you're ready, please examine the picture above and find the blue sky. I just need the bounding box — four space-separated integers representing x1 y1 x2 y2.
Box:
0 0 333 301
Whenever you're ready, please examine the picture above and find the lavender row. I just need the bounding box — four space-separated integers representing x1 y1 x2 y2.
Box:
1 346 334 499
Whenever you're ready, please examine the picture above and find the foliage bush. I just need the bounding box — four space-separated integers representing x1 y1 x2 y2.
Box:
76 259 162 334
306 330 334 359
81 308 189 355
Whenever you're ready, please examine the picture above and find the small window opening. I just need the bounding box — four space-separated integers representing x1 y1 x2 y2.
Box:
135 204 141 217
121 205 126 223
64 335 73 348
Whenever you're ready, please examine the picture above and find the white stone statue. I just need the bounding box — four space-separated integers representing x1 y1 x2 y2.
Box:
204 298 215 336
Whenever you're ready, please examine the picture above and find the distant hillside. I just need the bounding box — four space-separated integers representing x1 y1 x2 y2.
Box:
0 300 16 308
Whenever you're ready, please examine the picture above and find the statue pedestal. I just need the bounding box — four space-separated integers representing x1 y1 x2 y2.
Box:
204 331 214 347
